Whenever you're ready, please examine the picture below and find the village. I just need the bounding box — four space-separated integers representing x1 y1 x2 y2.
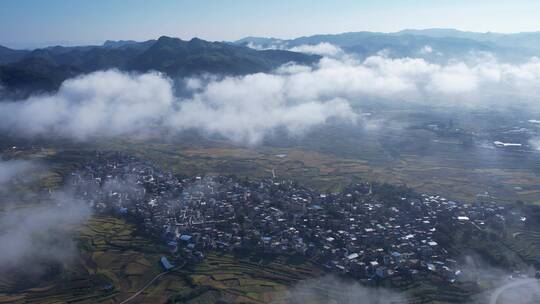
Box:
63 152 527 285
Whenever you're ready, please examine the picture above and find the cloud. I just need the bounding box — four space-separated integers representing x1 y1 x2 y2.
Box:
285 275 406 303
0 70 174 140
428 62 480 94
0 160 91 280
0 69 357 145
168 73 357 145
246 41 344 58
488 278 540 304
529 137 540 150
246 41 287 51
419 45 433 54
0 191 91 278
290 42 344 57
2 48 540 144
455 254 540 303
280 53 540 106
284 255 538 304
0 159 35 187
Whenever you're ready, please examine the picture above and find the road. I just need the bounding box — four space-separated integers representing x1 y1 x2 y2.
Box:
118 271 169 304
489 278 539 304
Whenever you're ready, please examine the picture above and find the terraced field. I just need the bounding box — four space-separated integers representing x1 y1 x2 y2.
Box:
180 253 321 303
504 228 540 264
2 213 476 303
0 216 323 304
396 280 475 304
3 139 540 303
0 216 169 304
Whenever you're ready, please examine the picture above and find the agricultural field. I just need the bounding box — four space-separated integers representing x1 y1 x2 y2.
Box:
2 112 540 303
97 132 540 205
4 105 540 207
500 207 540 266
0 213 482 304
0 215 323 304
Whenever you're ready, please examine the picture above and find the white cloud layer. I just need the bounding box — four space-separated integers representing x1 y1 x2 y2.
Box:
286 275 406 303
0 196 91 276
529 137 540 150
419 45 433 54
0 160 35 187
2 48 540 144
0 71 174 139
168 73 356 144
290 42 344 57
0 69 356 145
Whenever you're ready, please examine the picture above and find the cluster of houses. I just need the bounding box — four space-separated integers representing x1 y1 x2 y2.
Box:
64 152 525 283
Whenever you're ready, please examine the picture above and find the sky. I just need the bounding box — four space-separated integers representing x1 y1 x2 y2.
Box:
1 0 540 48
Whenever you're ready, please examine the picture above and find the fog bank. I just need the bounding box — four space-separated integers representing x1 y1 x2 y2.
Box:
2 46 540 144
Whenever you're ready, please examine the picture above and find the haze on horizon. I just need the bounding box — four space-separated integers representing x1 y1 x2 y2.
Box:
2 0 540 49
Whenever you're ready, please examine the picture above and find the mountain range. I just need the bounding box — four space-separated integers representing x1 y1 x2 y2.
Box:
2 29 540 98
235 28 540 62
0 36 319 98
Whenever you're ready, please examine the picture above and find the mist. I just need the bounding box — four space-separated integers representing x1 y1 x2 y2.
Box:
529 138 540 150
285 275 406 304
0 191 91 279
1 46 540 144
0 159 35 188
0 160 91 280
454 254 540 303
290 42 345 57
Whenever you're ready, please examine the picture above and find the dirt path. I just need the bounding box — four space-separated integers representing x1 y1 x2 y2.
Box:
118 271 169 304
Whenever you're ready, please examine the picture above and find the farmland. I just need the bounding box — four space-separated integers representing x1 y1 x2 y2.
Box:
2 105 540 303
0 214 484 304
0 216 322 304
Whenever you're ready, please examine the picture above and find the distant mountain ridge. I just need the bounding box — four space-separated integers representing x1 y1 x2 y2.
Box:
0 36 319 98
235 28 540 62
0 45 30 65
4 29 540 99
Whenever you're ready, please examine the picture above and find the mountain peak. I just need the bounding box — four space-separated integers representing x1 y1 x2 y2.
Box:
0 35 319 96
157 36 182 42
102 40 140 48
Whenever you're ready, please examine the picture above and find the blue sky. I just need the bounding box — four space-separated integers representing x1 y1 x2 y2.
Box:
2 0 540 48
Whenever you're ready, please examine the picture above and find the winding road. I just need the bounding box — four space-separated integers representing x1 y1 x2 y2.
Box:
489 278 539 304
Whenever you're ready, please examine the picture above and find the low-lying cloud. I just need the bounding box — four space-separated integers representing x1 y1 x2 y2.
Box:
286 275 406 303
290 42 345 57
0 191 91 279
419 45 433 54
0 159 91 280
2 46 540 144
0 159 35 187
169 73 356 144
0 69 356 145
0 71 174 140
530 137 540 151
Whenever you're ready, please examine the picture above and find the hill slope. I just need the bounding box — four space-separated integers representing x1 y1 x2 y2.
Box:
0 36 319 98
